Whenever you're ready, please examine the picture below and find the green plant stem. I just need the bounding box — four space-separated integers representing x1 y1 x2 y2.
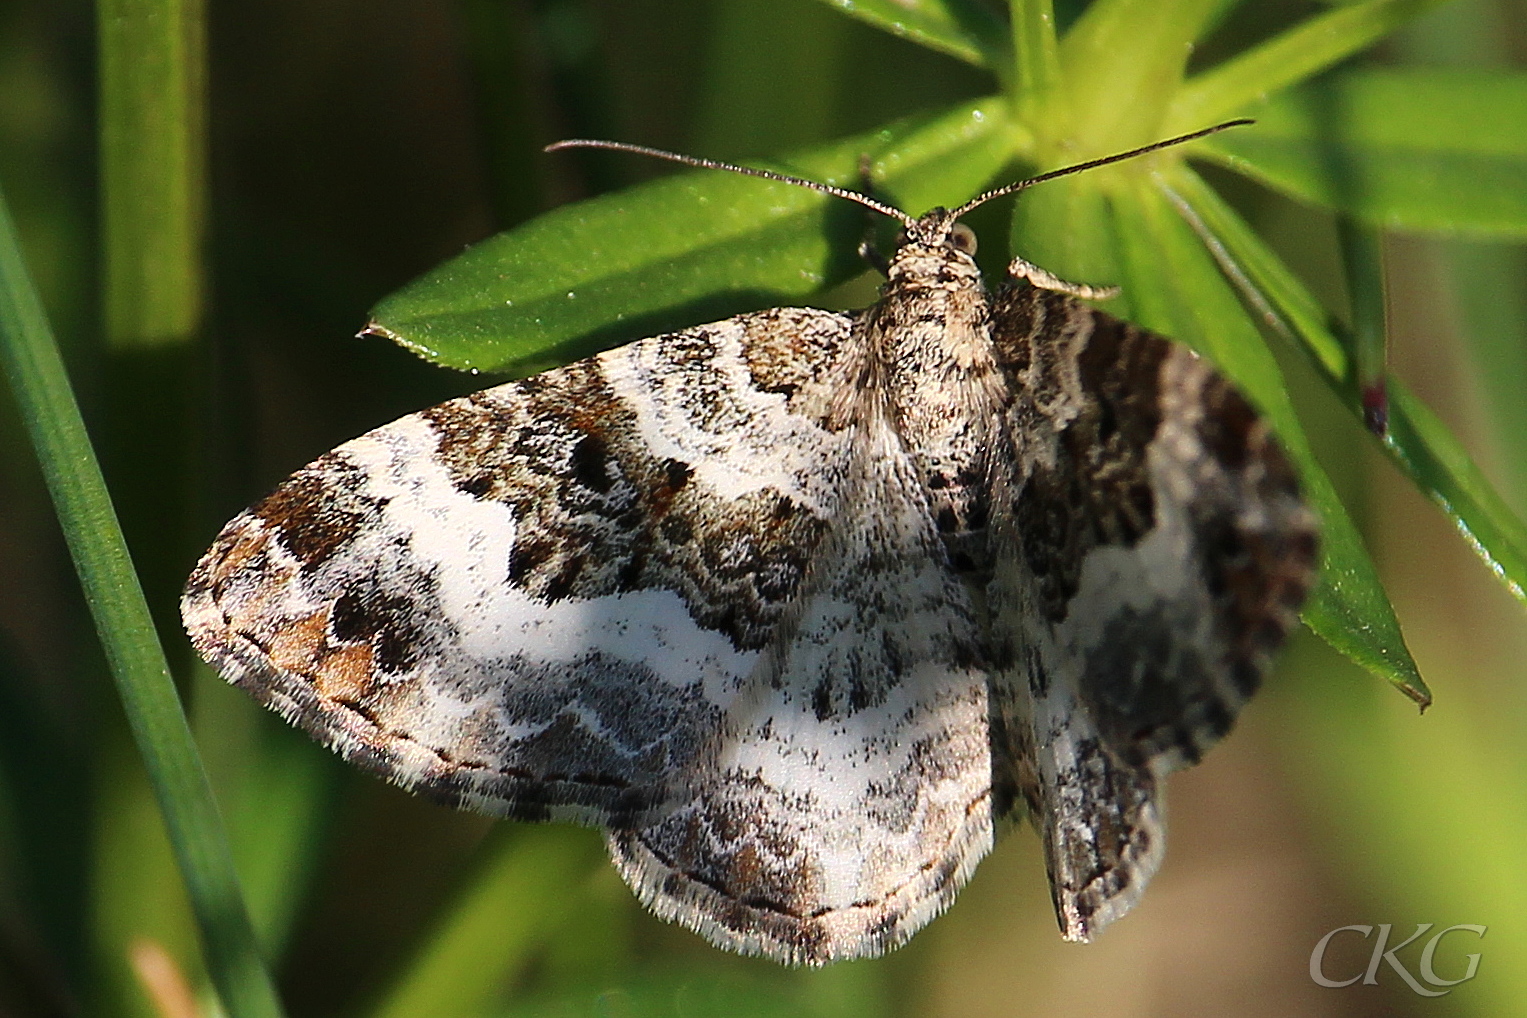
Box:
0 187 284 1018
98 0 206 349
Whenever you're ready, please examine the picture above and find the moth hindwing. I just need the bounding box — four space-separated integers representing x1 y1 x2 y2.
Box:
184 148 1316 965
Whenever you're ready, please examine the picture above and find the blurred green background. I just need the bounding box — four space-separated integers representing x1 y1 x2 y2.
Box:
1 0 1525 1016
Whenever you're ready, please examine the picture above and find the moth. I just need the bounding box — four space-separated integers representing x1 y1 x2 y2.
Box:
183 125 1317 965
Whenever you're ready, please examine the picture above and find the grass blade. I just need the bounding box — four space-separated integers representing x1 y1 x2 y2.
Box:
1436 241 1527 511
0 186 284 1018
1383 381 1527 604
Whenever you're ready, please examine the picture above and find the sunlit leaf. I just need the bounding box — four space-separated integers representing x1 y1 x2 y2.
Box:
1383 381 1527 605
1196 69 1527 237
809 0 1010 70
1010 0 1060 108
369 99 1019 376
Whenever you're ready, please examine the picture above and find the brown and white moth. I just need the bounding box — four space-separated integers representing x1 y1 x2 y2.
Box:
183 125 1317 965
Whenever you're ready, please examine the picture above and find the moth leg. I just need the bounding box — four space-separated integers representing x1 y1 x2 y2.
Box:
855 153 891 275
1006 254 1120 301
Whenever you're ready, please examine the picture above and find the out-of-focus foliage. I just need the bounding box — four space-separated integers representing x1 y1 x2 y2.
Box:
0 1 1524 1016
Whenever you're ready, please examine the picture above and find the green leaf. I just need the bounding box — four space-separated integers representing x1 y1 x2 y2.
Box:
1115 175 1427 702
1167 167 1527 622
1438 242 1527 511
1195 69 1527 237
0 185 285 1016
808 0 1010 71
1383 381 1527 604
1168 0 1457 132
369 98 1020 375
1157 167 1350 381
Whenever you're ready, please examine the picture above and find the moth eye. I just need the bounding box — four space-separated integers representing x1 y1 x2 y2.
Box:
895 227 910 247
950 222 978 255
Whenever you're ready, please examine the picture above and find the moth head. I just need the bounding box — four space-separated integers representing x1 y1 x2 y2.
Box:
895 212 977 256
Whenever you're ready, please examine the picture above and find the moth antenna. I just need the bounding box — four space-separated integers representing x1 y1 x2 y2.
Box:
546 139 919 228
949 119 1254 218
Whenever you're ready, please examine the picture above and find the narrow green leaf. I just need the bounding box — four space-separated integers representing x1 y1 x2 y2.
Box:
369 826 604 1018
369 98 1020 375
1168 0 1457 133
0 187 284 1016
809 0 1010 71
1115 176 1427 702
1383 381 1527 604
98 0 207 348
1159 167 1351 381
1167 167 1527 619
1195 69 1527 237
